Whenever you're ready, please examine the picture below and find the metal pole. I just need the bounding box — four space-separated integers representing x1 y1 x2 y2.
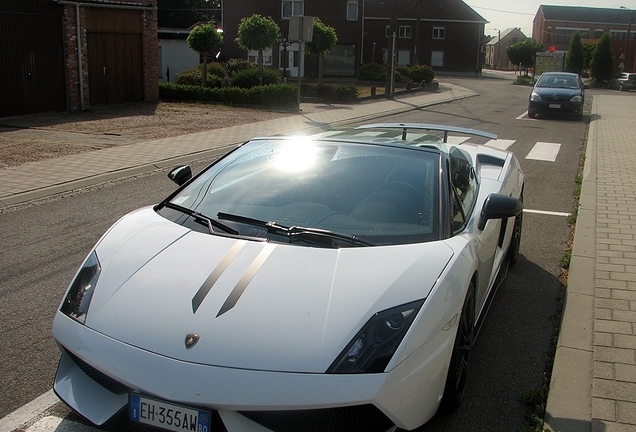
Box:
297 42 303 111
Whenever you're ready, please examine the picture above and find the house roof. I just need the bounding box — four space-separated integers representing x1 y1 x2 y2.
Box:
537 5 632 26
486 28 527 45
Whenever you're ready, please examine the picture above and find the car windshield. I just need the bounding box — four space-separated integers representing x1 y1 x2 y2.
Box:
536 74 580 89
166 138 441 246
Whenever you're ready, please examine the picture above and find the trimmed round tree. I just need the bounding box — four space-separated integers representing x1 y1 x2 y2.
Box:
305 18 338 86
186 23 223 87
236 14 280 81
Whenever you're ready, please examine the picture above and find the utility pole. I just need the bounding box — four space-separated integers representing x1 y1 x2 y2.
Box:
385 0 398 99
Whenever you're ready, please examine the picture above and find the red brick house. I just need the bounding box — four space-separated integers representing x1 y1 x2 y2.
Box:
221 0 489 79
532 5 635 73
1 0 158 117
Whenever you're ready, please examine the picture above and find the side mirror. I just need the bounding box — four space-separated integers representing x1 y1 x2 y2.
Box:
168 165 192 186
478 194 523 230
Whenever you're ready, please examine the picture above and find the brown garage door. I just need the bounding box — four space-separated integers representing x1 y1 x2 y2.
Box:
0 0 66 116
86 8 144 105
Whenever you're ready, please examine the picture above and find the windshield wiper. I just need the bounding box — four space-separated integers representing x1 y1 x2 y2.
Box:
163 202 238 235
217 212 373 247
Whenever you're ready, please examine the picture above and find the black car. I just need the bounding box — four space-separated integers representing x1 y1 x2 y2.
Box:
527 72 585 120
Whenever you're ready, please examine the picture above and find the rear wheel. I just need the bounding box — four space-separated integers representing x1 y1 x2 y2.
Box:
439 282 476 413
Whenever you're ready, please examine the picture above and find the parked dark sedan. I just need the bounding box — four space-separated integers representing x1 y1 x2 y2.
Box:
527 72 585 120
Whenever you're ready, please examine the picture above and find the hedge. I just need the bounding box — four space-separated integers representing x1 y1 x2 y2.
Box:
159 82 297 109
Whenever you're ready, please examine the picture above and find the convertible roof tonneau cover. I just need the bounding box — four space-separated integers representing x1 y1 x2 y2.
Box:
355 123 498 143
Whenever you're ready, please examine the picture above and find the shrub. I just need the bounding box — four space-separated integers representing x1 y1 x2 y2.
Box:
175 66 223 88
358 63 386 81
224 58 256 76
395 65 412 83
301 84 359 102
206 62 227 79
406 64 435 83
230 67 282 88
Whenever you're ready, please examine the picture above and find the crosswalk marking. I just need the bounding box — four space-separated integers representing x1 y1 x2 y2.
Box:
526 142 561 161
485 139 516 150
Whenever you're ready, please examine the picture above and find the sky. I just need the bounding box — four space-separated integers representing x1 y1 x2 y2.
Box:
464 0 636 38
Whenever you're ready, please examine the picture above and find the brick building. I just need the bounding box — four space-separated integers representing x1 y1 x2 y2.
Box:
221 0 489 79
1 0 158 117
532 5 635 73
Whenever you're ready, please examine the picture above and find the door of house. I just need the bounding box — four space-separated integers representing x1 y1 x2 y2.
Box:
0 0 66 116
86 8 144 105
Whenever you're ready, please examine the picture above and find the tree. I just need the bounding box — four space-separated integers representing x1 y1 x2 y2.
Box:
507 39 544 74
158 0 221 29
305 18 337 86
582 41 596 72
236 14 280 81
186 23 223 87
565 31 584 75
590 33 614 84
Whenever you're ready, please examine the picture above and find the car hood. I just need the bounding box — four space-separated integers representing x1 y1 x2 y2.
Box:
84 207 454 373
533 86 582 98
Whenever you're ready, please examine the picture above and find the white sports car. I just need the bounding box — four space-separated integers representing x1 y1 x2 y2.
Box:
52 123 524 432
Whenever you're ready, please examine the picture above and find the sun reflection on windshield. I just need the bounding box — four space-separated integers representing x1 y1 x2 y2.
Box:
273 138 319 172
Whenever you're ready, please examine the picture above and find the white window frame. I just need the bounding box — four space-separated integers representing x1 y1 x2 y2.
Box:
346 0 358 21
432 27 445 40
248 49 273 66
282 0 304 19
399 26 412 39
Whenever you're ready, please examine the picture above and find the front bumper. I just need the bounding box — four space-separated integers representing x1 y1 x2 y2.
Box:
528 100 583 116
52 311 454 431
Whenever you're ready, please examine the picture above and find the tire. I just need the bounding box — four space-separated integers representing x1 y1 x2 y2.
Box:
508 191 524 266
439 282 476 413
527 111 536 119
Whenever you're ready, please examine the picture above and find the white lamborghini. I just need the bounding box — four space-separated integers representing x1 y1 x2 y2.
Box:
52 123 524 432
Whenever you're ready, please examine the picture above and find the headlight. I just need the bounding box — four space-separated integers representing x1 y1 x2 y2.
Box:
60 251 101 324
570 95 583 103
327 300 424 374
530 92 542 101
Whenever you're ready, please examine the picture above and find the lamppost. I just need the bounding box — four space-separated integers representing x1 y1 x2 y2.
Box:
277 33 292 83
620 6 633 72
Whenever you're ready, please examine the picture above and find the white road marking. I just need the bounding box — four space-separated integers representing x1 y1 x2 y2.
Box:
524 209 571 217
517 111 532 120
0 389 60 432
447 136 470 145
526 142 561 162
26 416 100 432
486 139 516 150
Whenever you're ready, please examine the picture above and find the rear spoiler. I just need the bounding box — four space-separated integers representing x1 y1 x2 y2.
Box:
355 123 498 143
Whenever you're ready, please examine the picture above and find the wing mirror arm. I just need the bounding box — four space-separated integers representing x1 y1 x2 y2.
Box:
478 194 523 230
168 165 192 186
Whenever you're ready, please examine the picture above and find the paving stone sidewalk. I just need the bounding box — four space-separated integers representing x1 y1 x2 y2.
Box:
545 93 636 432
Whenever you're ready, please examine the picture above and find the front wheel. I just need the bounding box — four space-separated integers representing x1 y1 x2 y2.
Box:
439 283 476 413
508 191 524 266
527 111 536 119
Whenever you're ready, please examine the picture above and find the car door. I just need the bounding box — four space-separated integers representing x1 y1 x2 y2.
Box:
448 147 500 313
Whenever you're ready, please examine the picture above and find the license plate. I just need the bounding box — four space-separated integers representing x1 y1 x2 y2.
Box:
549 103 561 109
129 394 211 432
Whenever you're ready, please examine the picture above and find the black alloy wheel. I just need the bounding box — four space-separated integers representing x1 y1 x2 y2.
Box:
439 282 476 413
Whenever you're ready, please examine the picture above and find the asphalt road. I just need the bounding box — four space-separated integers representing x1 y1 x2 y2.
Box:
0 76 589 431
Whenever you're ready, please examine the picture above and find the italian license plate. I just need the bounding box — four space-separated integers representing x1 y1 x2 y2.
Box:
129 394 211 432
549 103 561 109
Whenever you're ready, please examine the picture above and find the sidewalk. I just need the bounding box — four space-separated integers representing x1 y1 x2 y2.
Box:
0 84 477 208
545 92 636 432
1 84 635 432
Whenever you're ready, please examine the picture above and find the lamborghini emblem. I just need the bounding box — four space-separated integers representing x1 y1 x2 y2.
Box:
185 334 200 349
